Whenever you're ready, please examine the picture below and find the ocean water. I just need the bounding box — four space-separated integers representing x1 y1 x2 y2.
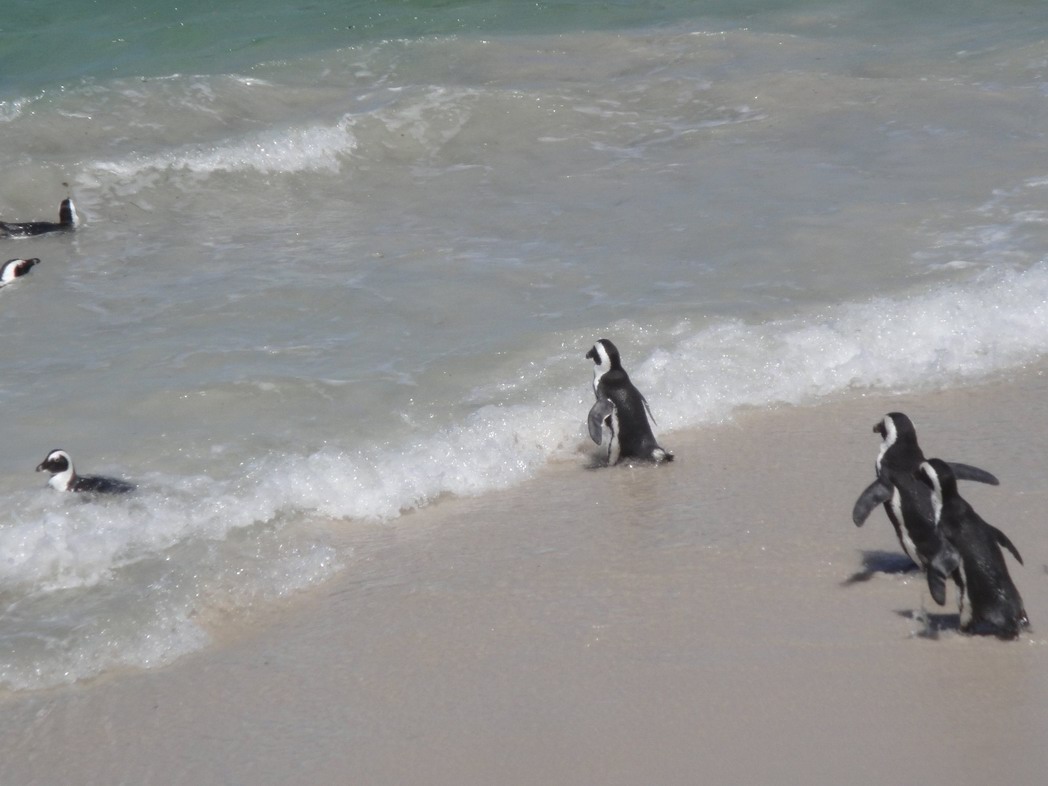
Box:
2 0 1048 689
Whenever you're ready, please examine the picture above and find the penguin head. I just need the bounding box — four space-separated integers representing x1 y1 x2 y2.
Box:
586 338 621 372
874 412 922 466
874 411 917 443
0 257 39 284
36 449 76 490
59 199 79 228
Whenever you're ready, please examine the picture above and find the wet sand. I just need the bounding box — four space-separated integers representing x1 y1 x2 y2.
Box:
4 368 1048 785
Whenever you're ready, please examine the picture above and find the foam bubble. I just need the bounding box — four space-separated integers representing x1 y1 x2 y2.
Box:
89 117 357 185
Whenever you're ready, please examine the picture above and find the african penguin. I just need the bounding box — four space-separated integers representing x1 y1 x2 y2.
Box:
916 458 1028 639
851 412 1000 606
0 199 79 238
585 338 672 464
36 449 135 494
0 257 39 286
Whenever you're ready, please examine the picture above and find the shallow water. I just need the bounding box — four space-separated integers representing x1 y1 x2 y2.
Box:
2 0 1048 688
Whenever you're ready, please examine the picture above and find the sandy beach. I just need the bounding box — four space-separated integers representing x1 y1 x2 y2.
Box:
4 367 1048 785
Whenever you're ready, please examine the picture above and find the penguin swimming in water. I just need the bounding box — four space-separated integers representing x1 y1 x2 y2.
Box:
585 338 672 464
852 412 999 606
915 458 1028 639
0 257 39 287
0 199 79 238
36 449 135 494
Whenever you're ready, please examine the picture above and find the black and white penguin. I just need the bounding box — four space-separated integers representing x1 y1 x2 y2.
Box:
915 458 1028 639
36 449 135 494
0 257 39 286
0 199 79 238
585 338 672 464
852 412 999 605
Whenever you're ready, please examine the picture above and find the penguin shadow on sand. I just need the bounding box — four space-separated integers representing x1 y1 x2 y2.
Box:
840 550 919 586
848 412 1029 640
583 338 673 468
842 550 960 640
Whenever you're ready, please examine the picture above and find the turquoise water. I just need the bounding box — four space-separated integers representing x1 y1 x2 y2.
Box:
3 0 1048 689
1 0 712 94
5 0 1041 95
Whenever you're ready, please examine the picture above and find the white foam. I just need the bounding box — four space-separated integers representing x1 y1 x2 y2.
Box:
89 118 356 183
243 262 1048 524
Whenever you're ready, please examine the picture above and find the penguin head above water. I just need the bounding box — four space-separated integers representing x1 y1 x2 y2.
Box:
0 257 39 285
36 449 76 491
59 198 80 229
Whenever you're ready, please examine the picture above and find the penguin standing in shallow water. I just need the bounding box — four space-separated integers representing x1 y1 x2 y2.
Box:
0 199 79 238
852 412 999 605
916 458 1028 639
585 338 671 464
0 257 39 287
36 449 135 494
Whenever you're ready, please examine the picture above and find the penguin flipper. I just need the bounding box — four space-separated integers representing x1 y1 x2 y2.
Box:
587 399 615 444
852 480 891 526
947 462 1000 486
989 524 1024 565
926 544 961 606
925 569 949 607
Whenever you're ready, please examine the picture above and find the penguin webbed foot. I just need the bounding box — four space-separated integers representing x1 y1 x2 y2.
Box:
962 619 1024 640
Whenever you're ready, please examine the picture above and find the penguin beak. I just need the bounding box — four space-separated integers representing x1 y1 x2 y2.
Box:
585 348 597 362
35 462 46 472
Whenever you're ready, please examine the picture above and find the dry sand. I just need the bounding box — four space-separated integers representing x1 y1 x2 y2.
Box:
4 368 1048 785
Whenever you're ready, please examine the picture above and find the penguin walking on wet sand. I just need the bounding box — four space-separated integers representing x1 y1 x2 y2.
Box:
0 257 39 287
916 458 1028 639
0 199 79 238
852 412 999 606
36 449 135 495
585 338 672 465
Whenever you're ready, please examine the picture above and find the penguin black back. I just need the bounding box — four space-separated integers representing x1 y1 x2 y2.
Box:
0 199 79 238
916 458 1028 639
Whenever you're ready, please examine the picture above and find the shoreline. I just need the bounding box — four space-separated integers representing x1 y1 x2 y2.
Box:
4 368 1048 784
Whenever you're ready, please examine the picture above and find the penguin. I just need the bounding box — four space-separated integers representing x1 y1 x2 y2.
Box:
35 449 135 494
0 199 79 238
915 458 1028 639
585 338 672 464
851 412 999 605
0 257 39 286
